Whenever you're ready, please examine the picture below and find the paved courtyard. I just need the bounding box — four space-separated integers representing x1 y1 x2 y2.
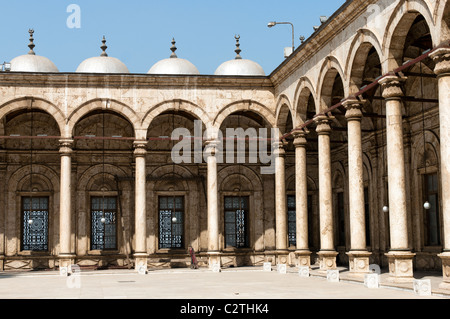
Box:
0 266 448 300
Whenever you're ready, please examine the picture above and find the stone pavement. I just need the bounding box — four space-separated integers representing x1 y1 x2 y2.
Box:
0 265 448 300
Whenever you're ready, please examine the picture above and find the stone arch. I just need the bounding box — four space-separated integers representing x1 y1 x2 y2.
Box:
5 165 60 256
346 29 385 94
317 56 348 113
77 164 132 191
67 99 139 138
213 100 276 131
0 97 64 136
147 164 197 192
142 99 212 136
218 165 263 192
436 0 450 43
293 77 317 124
383 0 437 71
275 95 295 134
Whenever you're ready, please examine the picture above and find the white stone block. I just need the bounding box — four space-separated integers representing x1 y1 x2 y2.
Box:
212 263 221 273
413 279 432 296
263 262 272 272
277 264 286 274
298 266 310 277
60 266 69 277
137 265 148 275
364 273 379 289
327 269 339 282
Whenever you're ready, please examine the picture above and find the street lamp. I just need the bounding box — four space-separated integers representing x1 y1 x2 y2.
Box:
267 21 295 57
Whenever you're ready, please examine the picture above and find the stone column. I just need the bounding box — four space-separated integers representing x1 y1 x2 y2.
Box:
205 140 220 267
292 130 311 267
343 99 371 275
430 48 450 290
315 116 338 270
59 139 75 268
134 141 148 271
274 140 288 264
379 75 415 282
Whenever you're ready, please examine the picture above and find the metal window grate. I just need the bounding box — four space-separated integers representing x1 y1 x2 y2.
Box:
224 196 249 248
91 197 117 250
287 195 296 246
22 197 49 251
159 196 184 249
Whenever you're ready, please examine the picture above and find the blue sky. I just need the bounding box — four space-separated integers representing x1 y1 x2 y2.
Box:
1 0 345 75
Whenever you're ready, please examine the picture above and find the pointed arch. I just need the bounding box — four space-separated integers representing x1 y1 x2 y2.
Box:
317 56 348 113
293 77 317 126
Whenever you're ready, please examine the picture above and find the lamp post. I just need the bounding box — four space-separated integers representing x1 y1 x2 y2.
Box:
268 21 295 54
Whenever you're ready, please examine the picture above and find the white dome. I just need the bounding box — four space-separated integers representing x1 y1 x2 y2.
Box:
148 38 200 75
214 59 265 76
214 35 265 76
10 29 58 73
10 54 59 73
76 36 129 74
76 56 129 74
148 58 199 75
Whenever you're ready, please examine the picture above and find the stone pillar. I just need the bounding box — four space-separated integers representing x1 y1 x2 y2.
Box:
293 130 311 267
379 75 415 282
315 116 338 270
134 141 148 271
430 48 450 290
59 139 75 268
205 140 221 267
343 100 372 275
274 140 288 264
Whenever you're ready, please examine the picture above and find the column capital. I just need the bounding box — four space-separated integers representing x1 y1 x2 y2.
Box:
133 140 148 157
59 139 74 156
204 139 220 157
292 129 308 148
272 140 286 156
314 115 332 135
430 48 450 76
379 75 407 99
343 99 365 121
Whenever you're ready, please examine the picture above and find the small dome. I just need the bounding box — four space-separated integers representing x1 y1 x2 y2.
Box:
10 29 59 73
148 39 199 75
76 37 129 74
214 35 265 76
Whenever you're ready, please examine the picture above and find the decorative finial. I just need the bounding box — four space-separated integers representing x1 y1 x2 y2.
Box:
170 38 178 58
234 35 242 60
28 29 35 55
100 36 108 57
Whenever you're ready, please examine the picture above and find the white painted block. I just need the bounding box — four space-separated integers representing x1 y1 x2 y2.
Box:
364 273 379 289
327 269 339 282
212 263 221 273
59 266 69 277
277 264 287 274
263 262 272 272
413 279 432 296
137 265 148 275
298 266 310 277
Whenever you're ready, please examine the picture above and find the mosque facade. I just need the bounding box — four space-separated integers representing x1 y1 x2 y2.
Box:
0 0 450 288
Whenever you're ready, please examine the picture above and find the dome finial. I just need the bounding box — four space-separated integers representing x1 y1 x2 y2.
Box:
234 35 242 60
170 38 178 58
100 36 108 57
28 29 35 55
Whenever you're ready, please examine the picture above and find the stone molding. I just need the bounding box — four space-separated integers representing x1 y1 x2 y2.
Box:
379 75 407 99
430 48 450 76
133 140 148 157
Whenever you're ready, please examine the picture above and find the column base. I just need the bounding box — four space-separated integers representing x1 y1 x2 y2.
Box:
59 254 76 269
438 251 450 290
346 250 372 276
295 250 311 268
317 250 338 272
207 251 221 269
275 250 289 265
134 253 149 273
385 251 416 282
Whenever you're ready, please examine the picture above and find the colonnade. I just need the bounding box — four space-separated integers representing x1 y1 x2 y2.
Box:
56 49 450 286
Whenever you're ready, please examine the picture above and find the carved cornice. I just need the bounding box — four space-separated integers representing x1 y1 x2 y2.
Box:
314 115 333 135
59 139 74 156
292 130 308 148
343 99 364 121
133 140 148 157
379 75 407 99
430 48 450 76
